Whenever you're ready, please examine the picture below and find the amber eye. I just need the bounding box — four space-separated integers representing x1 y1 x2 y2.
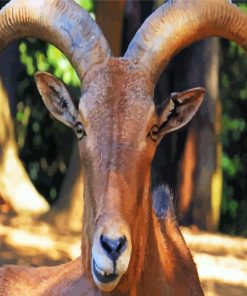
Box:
148 125 160 141
74 122 86 141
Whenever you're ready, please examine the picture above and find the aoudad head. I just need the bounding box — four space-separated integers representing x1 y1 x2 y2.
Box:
1 0 247 291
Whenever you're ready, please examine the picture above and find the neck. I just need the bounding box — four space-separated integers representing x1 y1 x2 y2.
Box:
80 182 203 296
126 203 203 296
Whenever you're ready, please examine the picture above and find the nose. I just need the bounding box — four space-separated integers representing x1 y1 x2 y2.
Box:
100 235 127 261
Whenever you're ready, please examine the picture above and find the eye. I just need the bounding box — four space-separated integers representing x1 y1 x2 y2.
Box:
74 122 86 141
147 125 160 141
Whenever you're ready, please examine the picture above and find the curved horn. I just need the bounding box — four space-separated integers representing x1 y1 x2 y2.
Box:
0 0 111 81
124 0 247 83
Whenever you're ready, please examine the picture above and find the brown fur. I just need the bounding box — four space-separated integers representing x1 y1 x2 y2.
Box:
0 59 203 295
1 0 246 294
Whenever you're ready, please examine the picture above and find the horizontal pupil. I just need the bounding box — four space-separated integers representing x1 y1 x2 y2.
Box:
151 129 158 135
74 123 85 140
151 126 159 135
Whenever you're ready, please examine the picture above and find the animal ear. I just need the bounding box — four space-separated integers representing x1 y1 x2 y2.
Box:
155 87 205 138
34 72 78 128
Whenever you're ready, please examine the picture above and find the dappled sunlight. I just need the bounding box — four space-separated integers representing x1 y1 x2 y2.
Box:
1 145 49 214
0 214 247 295
195 253 247 287
182 227 247 257
0 213 81 266
182 227 247 296
2 226 80 260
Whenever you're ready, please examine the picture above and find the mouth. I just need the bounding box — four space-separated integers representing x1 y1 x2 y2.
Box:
92 259 119 284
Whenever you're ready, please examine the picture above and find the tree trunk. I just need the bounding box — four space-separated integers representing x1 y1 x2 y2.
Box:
0 44 49 216
95 0 126 56
176 38 222 231
46 143 84 232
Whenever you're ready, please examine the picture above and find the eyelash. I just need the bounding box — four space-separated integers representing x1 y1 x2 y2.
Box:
74 122 86 141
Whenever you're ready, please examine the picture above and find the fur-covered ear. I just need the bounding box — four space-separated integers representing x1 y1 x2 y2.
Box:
35 72 78 128
154 87 205 140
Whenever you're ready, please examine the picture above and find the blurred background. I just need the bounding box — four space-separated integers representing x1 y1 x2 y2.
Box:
0 0 246 295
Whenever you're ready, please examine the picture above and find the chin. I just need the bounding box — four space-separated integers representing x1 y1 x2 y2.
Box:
91 259 123 292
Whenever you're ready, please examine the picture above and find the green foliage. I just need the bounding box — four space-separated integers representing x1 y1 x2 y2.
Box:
19 41 80 87
15 0 93 203
219 4 247 236
47 47 80 87
75 0 94 12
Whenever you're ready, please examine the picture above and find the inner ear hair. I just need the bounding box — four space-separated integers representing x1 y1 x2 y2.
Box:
35 72 79 128
157 87 205 118
48 85 69 114
171 92 197 105
156 97 174 116
155 87 205 139
49 85 63 102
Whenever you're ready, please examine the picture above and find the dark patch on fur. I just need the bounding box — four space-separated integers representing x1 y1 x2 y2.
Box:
152 185 174 219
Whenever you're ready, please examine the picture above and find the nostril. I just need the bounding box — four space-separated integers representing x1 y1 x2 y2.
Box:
100 235 127 261
116 236 126 252
100 235 113 254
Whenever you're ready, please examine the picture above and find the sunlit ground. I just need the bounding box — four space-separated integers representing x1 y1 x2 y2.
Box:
182 227 247 296
0 213 247 295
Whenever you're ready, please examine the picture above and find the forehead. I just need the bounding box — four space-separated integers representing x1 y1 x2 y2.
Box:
79 58 155 131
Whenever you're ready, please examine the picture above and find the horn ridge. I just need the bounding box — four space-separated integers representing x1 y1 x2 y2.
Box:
124 0 247 83
0 0 111 81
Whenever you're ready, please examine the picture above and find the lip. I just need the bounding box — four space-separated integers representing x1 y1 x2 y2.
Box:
92 259 119 284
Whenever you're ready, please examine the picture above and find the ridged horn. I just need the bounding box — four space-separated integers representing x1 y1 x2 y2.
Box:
0 0 111 81
124 0 247 83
